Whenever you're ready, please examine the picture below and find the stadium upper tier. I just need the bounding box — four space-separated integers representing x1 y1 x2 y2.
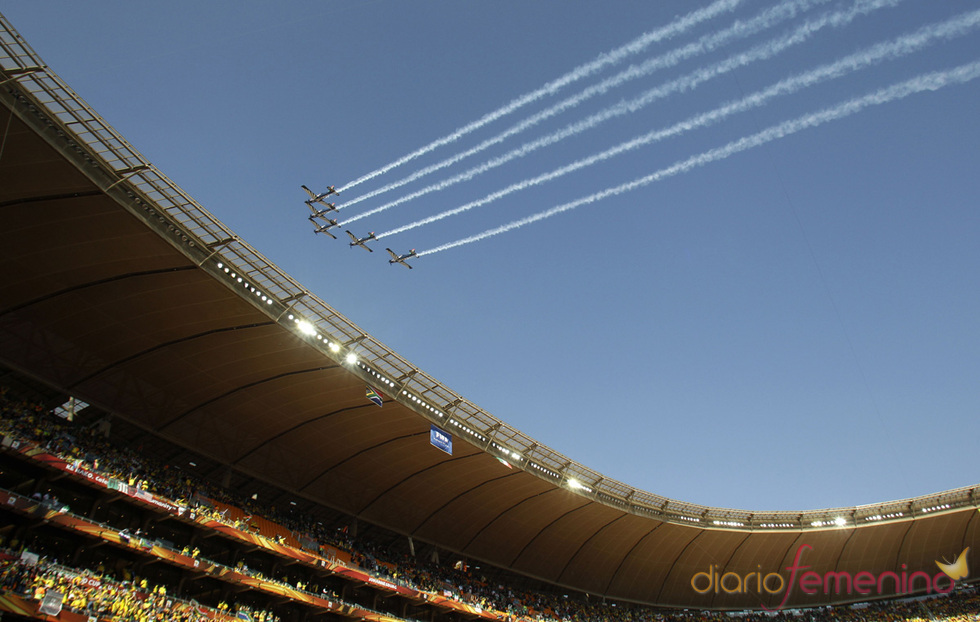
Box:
0 11 977 610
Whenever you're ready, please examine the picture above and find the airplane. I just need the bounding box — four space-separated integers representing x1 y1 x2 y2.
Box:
302 184 340 206
386 248 417 269
307 201 338 219
346 230 377 252
312 218 340 239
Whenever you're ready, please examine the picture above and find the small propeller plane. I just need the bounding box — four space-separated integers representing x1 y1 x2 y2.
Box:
307 201 337 219
386 248 417 269
302 184 340 206
312 218 340 238
346 230 377 252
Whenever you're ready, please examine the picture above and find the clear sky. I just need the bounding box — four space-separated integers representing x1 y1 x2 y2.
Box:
4 1 978 513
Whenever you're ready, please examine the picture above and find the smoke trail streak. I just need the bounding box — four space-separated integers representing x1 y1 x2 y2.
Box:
336 0 743 192
342 0 836 211
380 9 980 238
419 61 980 256
373 0 916 234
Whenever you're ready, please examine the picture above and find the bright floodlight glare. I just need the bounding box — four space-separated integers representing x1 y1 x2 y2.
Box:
345 352 358 365
296 320 316 336
329 342 340 353
834 516 847 527
568 478 582 490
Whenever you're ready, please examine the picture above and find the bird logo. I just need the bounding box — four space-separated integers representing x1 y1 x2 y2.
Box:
935 547 970 581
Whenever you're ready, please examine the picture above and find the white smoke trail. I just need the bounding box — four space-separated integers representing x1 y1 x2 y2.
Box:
380 8 980 238
341 0 837 211
336 0 743 193
419 60 980 256
374 0 922 235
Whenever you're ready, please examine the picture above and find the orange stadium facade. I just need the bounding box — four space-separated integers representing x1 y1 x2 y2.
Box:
0 11 978 613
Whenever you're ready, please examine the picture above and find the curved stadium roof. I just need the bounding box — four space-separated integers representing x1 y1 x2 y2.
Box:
0 13 977 611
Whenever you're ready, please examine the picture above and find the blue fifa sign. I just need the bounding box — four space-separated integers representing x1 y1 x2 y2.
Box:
430 425 452 455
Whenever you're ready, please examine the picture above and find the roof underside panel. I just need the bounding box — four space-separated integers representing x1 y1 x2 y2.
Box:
556 512 666 596
410 470 556 552
0 113 92 200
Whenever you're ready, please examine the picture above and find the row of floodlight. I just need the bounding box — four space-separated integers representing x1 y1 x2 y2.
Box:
401 390 446 419
921 503 952 513
446 416 487 443
863 512 904 522
491 441 524 464
289 312 357 362
529 461 562 480
693 503 964 530
362 365 397 391
811 517 849 528
216 262 275 306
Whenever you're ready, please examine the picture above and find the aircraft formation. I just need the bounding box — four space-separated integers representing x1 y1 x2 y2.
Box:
303 184 415 268
298 1 980 269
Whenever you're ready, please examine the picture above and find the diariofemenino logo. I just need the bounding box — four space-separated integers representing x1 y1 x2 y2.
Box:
690 545 969 611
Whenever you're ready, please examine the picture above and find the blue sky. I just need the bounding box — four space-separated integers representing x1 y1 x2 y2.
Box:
4 1 978 512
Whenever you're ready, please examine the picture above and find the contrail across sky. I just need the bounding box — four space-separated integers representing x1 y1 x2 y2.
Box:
365 0 910 232
419 60 980 256
379 9 980 239
335 0 743 193
341 0 837 212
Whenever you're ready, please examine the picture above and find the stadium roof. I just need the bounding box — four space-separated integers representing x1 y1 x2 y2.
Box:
1 13 977 610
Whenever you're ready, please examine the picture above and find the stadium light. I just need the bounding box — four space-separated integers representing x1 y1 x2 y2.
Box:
345 352 358 365
567 478 593 493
